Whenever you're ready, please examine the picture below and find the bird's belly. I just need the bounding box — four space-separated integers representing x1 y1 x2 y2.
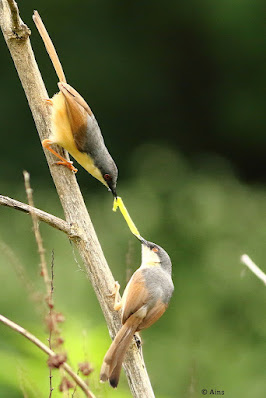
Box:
50 92 74 150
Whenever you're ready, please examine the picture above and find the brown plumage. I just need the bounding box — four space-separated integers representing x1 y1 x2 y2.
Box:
100 314 140 387
33 11 118 196
100 239 174 387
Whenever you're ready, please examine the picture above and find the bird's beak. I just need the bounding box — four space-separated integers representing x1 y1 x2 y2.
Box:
107 185 117 198
110 187 117 198
136 235 149 246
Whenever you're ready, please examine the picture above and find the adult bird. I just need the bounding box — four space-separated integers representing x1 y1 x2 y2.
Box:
33 11 118 196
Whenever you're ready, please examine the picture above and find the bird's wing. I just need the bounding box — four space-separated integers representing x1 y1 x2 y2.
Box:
58 82 92 115
138 299 166 330
59 82 100 153
121 270 150 324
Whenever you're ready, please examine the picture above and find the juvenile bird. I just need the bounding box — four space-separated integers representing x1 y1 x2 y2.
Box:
33 11 118 196
100 237 174 387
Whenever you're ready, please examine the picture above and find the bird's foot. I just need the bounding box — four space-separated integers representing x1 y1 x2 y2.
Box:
108 282 122 311
42 139 78 173
108 281 120 297
44 98 53 106
55 160 78 173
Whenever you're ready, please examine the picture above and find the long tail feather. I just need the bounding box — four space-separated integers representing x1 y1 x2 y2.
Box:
33 11 66 83
100 315 140 387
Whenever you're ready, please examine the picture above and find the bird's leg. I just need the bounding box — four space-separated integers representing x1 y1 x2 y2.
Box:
42 139 78 173
108 281 122 311
44 98 53 106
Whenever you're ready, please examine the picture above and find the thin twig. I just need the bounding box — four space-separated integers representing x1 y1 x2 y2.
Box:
6 0 30 38
24 171 50 292
71 369 80 398
0 195 71 235
241 254 266 285
0 314 95 398
23 173 66 395
48 250 55 398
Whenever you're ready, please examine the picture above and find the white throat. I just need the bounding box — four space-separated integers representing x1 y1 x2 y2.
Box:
140 244 160 268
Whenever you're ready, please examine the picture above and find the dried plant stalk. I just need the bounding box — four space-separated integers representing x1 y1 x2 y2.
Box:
0 1 155 396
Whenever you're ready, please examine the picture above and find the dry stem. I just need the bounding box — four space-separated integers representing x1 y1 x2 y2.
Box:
23 171 50 293
0 314 95 398
241 254 266 285
0 1 155 396
0 195 70 235
48 250 55 398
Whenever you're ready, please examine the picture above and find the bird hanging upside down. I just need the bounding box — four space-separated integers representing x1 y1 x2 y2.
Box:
100 237 174 387
33 11 118 197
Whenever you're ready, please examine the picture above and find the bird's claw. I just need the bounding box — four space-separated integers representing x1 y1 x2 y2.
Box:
54 161 78 173
108 281 120 297
44 98 53 106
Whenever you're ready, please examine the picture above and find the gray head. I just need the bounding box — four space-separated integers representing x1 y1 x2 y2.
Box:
92 140 118 197
101 160 118 197
139 237 172 275
70 105 119 197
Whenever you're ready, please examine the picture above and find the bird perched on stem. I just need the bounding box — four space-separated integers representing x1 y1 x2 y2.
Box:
100 237 174 388
33 11 118 196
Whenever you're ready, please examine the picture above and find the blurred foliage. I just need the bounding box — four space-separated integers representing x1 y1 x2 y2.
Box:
1 146 266 397
1 1 266 397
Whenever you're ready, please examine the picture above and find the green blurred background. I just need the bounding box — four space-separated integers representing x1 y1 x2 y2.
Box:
1 1 266 397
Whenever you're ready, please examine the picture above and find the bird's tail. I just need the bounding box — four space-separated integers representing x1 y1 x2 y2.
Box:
33 11 66 83
100 315 140 388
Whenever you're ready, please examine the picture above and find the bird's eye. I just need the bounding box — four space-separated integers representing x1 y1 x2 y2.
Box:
104 173 112 181
152 247 158 253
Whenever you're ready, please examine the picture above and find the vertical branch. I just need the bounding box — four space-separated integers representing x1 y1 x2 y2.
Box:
23 171 50 292
0 1 155 396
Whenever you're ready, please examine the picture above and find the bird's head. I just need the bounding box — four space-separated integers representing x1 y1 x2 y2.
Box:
102 163 118 197
138 236 172 274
